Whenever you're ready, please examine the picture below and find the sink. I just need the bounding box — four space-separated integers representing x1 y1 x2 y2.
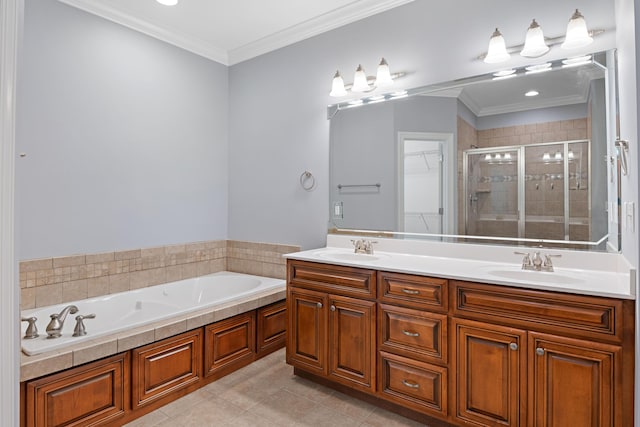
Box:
313 249 388 262
481 266 586 285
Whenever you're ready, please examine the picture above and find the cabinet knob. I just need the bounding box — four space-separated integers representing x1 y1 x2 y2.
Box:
402 330 420 337
402 379 420 389
317 302 323 309
330 305 336 312
509 342 518 351
536 347 545 356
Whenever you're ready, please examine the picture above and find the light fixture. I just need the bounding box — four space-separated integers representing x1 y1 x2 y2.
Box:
562 55 592 68
503 152 512 160
156 0 178 5
329 71 347 97
485 154 492 161
493 69 516 77
520 19 549 57
525 90 540 97
484 28 510 64
525 62 552 74
561 9 593 50
351 64 371 93
568 150 575 159
554 151 563 160
374 58 394 88
543 152 551 161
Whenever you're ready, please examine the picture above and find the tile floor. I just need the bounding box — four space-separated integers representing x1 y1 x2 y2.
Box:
124 348 431 426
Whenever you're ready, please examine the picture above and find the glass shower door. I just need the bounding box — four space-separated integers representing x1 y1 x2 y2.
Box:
464 148 520 238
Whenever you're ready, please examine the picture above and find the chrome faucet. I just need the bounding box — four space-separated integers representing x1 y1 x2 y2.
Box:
45 305 78 339
515 251 561 272
72 314 96 337
351 239 376 254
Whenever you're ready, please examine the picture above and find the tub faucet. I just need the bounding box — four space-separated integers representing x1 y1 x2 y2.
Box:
351 239 377 254
46 305 78 339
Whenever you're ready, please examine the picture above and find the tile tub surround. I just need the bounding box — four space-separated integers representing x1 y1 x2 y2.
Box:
20 240 299 310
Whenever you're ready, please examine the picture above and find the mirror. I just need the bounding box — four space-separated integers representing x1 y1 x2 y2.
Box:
329 51 619 251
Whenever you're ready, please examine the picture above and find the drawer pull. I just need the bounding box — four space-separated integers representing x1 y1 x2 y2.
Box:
509 343 518 351
402 330 420 337
330 305 336 312
316 302 323 309
402 379 420 389
401 288 420 295
536 347 545 356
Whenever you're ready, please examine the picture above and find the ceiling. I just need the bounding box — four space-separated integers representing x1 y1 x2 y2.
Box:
57 0 414 65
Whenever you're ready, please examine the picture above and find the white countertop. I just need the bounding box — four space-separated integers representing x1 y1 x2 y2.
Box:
284 235 636 300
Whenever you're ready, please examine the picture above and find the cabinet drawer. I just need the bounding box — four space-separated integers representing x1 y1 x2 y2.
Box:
257 300 286 358
378 271 447 312
379 304 447 364
132 329 202 409
452 281 623 343
288 260 376 299
205 311 256 379
25 353 129 427
378 351 447 419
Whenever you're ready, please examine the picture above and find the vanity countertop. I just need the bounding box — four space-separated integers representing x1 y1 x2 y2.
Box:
284 235 635 300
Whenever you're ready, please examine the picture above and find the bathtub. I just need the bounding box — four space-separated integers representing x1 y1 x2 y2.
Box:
21 271 285 356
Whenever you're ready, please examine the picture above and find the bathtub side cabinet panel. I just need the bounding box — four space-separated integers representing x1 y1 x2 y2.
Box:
132 329 202 409
257 300 287 358
24 352 130 427
205 311 256 379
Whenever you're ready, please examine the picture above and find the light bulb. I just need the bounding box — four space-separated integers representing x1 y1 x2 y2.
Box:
374 58 394 88
329 70 347 97
484 28 510 64
520 19 549 57
351 64 371 92
561 9 593 50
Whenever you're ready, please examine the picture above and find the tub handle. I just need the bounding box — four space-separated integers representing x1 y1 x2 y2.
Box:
73 314 96 337
21 317 39 339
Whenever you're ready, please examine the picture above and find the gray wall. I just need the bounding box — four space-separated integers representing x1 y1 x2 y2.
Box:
17 0 229 260
228 0 616 250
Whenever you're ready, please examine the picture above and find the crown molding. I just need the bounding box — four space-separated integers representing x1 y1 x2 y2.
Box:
228 0 415 65
57 0 229 64
57 0 415 66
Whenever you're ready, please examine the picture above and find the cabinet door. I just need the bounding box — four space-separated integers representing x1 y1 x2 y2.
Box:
453 318 526 427
287 287 328 375
205 311 256 379
25 353 129 427
528 332 621 427
328 294 376 392
257 300 287 358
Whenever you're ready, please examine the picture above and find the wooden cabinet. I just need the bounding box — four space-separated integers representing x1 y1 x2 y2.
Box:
25 353 129 427
286 261 634 427
205 311 256 379
132 329 202 409
528 332 621 427
257 300 287 358
287 260 377 393
453 318 526 427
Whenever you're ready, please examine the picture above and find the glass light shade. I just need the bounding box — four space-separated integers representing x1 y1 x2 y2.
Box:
555 151 563 160
520 19 549 57
485 154 492 161
561 9 593 49
329 70 347 97
503 152 512 160
484 28 510 64
568 150 575 159
543 152 551 161
156 0 179 5
374 58 394 88
351 65 371 92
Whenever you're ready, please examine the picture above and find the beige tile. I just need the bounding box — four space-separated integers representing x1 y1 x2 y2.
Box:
154 319 187 341
247 389 319 427
87 276 110 298
361 407 428 427
20 288 36 310
165 265 182 282
20 351 73 382
115 249 141 260
20 258 53 273
165 244 187 255
181 263 198 279
141 246 166 258
72 339 118 366
223 411 279 427
130 268 166 289
53 255 86 268
158 388 211 419
186 311 214 330
62 279 88 301
86 252 114 264
117 328 156 352
35 283 63 307
109 273 130 294
169 395 244 426
262 263 286 279
123 409 171 427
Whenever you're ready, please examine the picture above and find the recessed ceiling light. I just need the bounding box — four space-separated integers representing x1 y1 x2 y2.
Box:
156 0 179 6
525 90 540 97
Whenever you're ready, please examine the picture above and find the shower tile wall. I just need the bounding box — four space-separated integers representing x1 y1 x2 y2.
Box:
19 240 299 310
457 117 589 239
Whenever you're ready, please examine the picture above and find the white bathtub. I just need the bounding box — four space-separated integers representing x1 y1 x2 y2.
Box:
21 271 285 356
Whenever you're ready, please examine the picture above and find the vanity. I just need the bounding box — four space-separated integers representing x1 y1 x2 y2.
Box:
284 235 635 427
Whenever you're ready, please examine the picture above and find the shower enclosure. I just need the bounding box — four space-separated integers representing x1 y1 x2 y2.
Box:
463 139 593 242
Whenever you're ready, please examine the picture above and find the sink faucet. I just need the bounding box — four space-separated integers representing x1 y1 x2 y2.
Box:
351 239 377 254
45 305 78 339
515 251 561 272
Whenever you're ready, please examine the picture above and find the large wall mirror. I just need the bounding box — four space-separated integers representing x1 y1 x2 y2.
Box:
329 50 620 251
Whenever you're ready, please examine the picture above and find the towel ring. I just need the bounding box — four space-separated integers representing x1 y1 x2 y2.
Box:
300 171 316 191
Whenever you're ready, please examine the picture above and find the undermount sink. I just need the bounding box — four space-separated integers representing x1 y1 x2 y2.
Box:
481 266 586 285
313 249 388 262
